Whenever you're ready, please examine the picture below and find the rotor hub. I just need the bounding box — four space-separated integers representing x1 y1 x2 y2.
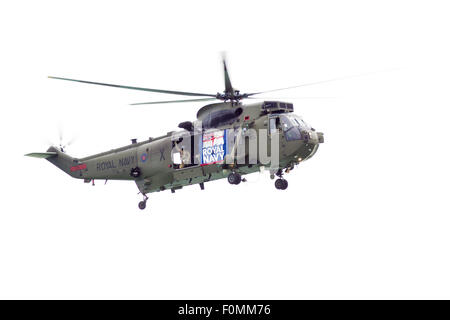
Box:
216 90 249 103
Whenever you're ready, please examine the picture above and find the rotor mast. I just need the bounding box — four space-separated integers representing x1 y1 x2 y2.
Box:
215 53 247 104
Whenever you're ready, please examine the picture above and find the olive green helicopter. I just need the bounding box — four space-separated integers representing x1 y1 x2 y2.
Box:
26 55 325 210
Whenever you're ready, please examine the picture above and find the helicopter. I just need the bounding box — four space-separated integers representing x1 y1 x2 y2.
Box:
26 55 324 210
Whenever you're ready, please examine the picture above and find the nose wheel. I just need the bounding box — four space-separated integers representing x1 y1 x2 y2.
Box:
275 178 288 190
138 194 148 210
274 169 288 190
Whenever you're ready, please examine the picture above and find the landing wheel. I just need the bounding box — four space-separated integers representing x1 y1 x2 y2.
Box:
138 201 146 210
275 178 288 190
138 194 148 210
227 172 241 185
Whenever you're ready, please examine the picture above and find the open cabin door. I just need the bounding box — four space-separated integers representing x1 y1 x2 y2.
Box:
171 131 203 181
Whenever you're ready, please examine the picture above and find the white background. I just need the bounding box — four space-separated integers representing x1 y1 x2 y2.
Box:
1 0 449 299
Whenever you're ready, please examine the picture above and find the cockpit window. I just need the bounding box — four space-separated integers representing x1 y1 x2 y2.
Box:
290 114 311 130
279 115 302 141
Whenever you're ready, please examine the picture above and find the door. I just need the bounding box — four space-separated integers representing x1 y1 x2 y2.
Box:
172 131 204 181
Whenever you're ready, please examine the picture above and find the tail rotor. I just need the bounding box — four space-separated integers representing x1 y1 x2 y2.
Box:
44 126 78 153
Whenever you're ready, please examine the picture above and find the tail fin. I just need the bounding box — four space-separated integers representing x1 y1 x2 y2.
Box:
25 146 80 178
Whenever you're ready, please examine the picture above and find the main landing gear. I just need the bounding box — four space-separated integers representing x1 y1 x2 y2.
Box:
227 172 242 185
138 194 148 210
274 169 288 190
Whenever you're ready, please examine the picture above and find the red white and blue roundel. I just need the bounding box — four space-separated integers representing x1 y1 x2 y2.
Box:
140 153 148 162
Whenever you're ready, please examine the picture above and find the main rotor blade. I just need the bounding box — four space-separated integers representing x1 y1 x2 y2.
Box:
222 53 233 93
246 96 336 100
48 76 217 98
130 98 218 105
247 71 379 96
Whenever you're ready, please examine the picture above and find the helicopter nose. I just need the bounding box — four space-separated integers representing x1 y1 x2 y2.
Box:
295 130 324 163
316 131 325 144
303 130 324 144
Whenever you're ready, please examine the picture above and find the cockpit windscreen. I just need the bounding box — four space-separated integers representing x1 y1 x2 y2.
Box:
279 114 310 141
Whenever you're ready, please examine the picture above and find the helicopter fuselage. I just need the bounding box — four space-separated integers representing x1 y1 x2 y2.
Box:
26 55 329 209
45 101 323 196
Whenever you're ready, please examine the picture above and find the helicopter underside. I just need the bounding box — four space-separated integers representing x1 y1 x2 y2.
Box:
136 147 313 196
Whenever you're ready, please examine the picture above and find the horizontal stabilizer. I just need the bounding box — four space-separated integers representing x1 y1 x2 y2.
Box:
25 152 57 159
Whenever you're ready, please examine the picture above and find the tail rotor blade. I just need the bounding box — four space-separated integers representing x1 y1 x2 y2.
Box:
66 135 78 147
57 125 64 147
54 125 78 151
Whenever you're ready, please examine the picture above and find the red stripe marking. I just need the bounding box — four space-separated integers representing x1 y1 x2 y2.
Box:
70 163 87 172
200 161 223 166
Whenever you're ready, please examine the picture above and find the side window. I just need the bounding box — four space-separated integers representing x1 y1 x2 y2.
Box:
280 115 302 141
269 117 277 134
280 115 291 131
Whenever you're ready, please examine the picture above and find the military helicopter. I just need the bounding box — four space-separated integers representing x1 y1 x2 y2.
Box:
26 55 324 210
